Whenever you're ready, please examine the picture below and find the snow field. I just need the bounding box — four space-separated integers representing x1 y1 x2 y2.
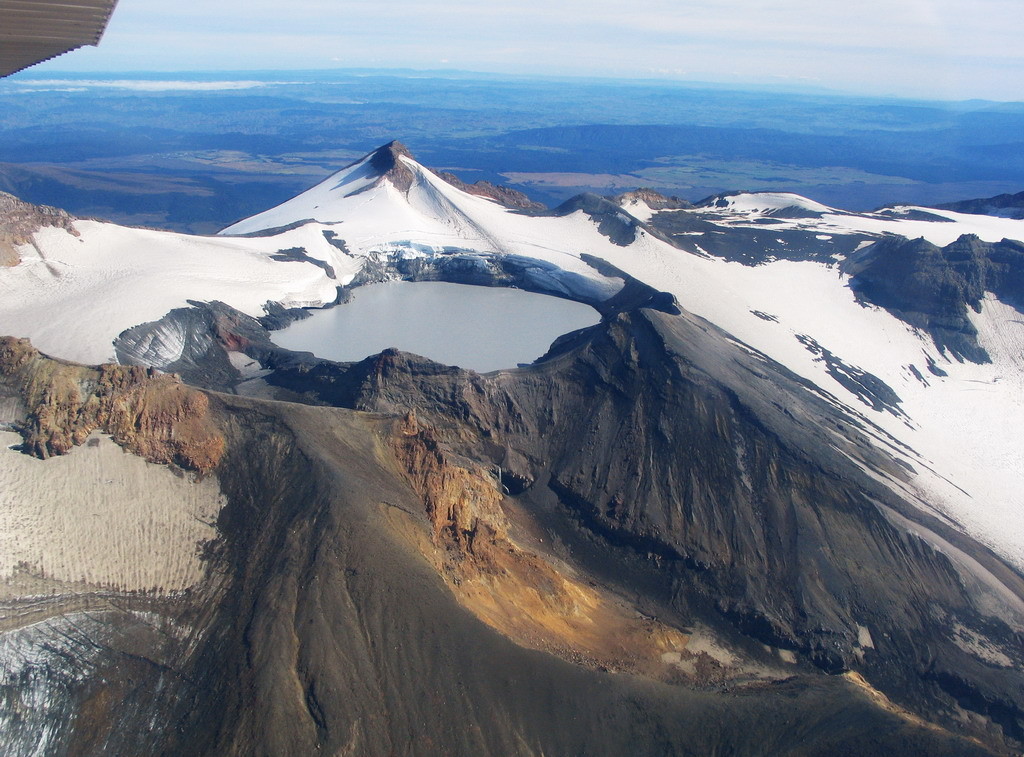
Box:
0 221 352 365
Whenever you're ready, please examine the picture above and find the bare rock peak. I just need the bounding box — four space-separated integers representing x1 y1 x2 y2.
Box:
367 140 416 193
369 139 414 169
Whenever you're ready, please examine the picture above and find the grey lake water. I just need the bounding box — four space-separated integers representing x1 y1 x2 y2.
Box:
271 281 602 372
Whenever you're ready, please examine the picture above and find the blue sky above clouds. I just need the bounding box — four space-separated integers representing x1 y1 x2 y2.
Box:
27 0 1024 101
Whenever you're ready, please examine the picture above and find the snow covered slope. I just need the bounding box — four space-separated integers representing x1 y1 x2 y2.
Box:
0 220 352 365
221 142 627 300
690 190 1024 246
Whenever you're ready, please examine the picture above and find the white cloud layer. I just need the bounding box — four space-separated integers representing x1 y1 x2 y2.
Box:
25 0 1024 101
14 79 283 91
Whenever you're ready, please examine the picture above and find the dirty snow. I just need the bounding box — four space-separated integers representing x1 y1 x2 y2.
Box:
0 431 224 594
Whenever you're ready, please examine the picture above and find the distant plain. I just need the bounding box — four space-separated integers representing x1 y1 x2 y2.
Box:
2 70 1023 233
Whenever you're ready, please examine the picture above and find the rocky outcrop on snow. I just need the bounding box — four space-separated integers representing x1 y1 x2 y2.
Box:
0 191 78 266
935 190 1024 220
551 192 650 245
0 336 224 473
434 171 545 210
366 139 416 193
844 234 1024 362
613 187 691 210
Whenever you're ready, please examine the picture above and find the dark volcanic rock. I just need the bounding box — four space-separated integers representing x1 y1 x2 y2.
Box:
935 190 1024 220
876 207 958 223
262 305 1024 752
270 246 337 279
552 192 647 245
794 333 906 416
366 139 416 193
843 234 1024 362
643 200 876 265
113 299 318 391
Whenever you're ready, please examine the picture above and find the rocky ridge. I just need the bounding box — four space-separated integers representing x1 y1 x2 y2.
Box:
0 190 78 266
0 336 224 473
365 139 417 193
434 171 545 210
613 187 691 210
935 190 1024 220
843 234 1024 362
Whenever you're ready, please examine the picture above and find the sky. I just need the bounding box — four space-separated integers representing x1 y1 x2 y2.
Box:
27 0 1024 102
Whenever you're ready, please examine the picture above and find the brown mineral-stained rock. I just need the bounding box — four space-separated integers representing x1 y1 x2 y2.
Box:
0 191 79 267
0 336 223 474
394 409 507 547
391 411 701 680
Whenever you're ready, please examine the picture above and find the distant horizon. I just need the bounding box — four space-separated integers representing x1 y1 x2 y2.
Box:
7 65 1024 107
11 1 1024 104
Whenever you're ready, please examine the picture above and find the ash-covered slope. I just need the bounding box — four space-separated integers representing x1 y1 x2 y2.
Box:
0 337 1005 756
256 306 1024 743
144 394 985 757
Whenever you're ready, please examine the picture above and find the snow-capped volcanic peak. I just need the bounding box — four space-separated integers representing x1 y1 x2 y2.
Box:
221 141 418 235
700 191 834 216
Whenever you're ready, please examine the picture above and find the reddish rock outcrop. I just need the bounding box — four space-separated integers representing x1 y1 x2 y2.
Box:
393 410 507 548
0 336 223 473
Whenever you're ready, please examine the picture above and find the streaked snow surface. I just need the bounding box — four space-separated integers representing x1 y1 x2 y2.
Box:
3 150 1024 566
0 431 224 594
